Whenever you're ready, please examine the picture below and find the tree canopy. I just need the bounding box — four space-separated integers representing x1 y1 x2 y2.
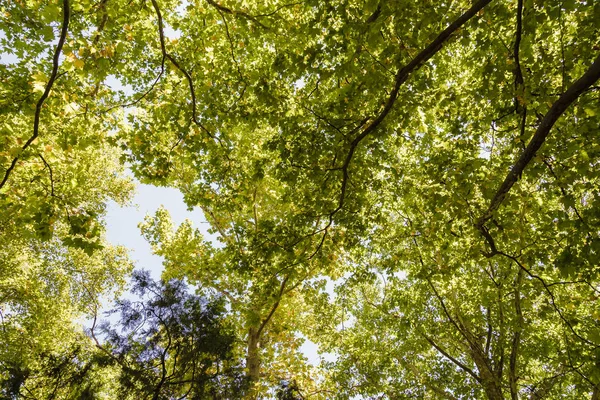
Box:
1 0 600 398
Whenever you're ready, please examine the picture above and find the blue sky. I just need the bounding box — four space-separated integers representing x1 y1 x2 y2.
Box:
0 28 325 368
104 181 323 365
105 181 212 280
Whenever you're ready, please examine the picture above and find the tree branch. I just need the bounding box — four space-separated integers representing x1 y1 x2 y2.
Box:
330 0 492 217
498 250 599 348
513 0 524 101
256 275 289 338
150 0 213 140
205 0 268 29
478 53 600 226
0 0 70 190
420 331 481 383
38 154 55 197
484 306 492 357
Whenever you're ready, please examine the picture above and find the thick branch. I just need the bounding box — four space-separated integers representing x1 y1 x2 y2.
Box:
365 2 382 24
331 0 492 216
495 281 505 382
0 0 70 190
478 54 600 226
287 1 493 263
256 275 289 338
484 307 493 358
426 257 502 397
513 0 527 152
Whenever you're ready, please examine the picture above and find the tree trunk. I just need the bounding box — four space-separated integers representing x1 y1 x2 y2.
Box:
246 326 261 393
469 342 505 400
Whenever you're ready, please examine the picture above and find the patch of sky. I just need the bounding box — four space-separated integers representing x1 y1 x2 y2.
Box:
162 0 187 39
0 31 16 64
104 74 134 96
105 179 215 281
82 179 214 331
163 23 182 40
101 179 324 365
478 135 492 160
298 334 337 366
293 77 306 90
0 51 17 65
